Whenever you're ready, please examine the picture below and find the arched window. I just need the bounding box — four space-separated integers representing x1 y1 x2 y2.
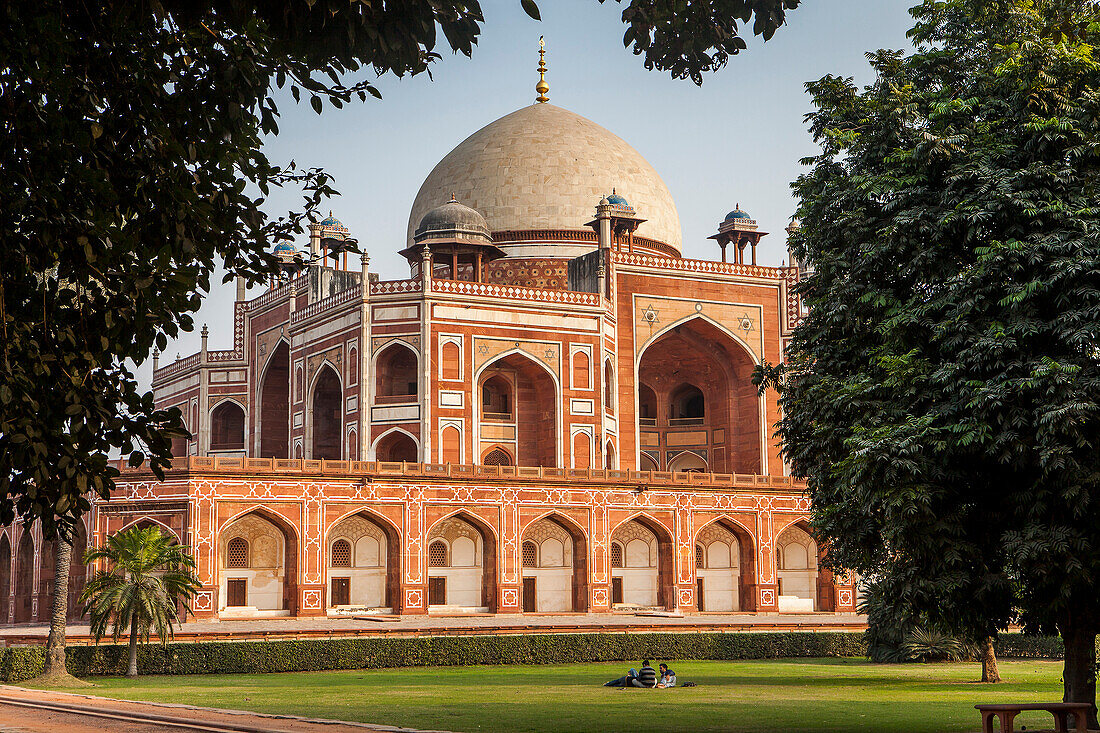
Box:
572 349 590 389
375 430 418 463
670 384 705 424
522 541 537 568
481 376 512 420
441 425 461 464
331 539 352 568
610 542 623 568
605 441 616 469
442 341 461 381
695 544 705 569
604 359 615 411
428 540 448 567
483 447 512 466
227 537 249 568
376 344 418 399
210 401 245 451
573 432 591 469
348 348 359 386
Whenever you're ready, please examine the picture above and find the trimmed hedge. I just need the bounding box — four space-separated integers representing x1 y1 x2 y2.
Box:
0 631 865 682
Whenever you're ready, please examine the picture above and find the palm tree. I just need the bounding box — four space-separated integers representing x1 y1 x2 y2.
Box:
80 525 200 677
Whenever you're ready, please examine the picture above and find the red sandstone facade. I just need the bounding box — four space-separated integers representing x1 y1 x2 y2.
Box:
0 100 852 624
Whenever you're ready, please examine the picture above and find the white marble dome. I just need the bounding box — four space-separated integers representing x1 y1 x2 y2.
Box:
407 104 682 255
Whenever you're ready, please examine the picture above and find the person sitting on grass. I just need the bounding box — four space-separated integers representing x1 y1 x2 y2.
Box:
603 660 658 688
656 663 676 688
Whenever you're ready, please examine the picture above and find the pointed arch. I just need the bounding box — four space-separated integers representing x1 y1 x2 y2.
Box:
117 516 182 543
210 398 246 452
475 349 561 468
520 511 589 612
635 314 764 473
425 510 499 611
668 450 708 473
14 530 34 623
775 519 824 612
258 339 291 459
326 508 401 610
610 512 675 610
374 341 420 400
694 516 757 612
308 362 343 460
218 506 299 614
372 427 419 462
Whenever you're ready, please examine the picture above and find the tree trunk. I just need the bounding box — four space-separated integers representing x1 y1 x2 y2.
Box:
980 637 1001 683
126 614 139 678
1061 616 1098 730
41 537 70 678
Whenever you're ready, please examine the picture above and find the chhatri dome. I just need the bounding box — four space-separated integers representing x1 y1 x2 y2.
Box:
407 42 681 257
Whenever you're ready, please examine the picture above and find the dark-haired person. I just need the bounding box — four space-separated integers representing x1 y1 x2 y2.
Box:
656 663 677 688
603 659 658 688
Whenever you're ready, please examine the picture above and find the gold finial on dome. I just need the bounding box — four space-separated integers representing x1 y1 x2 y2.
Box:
535 36 549 103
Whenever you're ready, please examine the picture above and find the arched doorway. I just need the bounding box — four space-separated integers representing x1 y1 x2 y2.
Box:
219 511 297 615
259 341 290 459
375 343 418 401
636 318 760 473
210 401 246 452
610 517 674 610
14 532 34 623
695 519 756 612
326 512 399 611
310 365 342 460
425 513 497 611
776 523 818 612
520 515 588 612
478 353 558 467
374 430 419 462
0 535 10 624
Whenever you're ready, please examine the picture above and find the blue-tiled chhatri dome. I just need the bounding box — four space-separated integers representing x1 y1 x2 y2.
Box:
606 190 630 207
601 188 637 218
273 242 298 255
318 212 350 239
725 204 752 221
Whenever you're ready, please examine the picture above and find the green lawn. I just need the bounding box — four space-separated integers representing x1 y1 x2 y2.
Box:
36 658 1068 733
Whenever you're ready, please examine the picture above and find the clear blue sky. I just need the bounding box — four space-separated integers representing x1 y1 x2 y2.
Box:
144 0 915 386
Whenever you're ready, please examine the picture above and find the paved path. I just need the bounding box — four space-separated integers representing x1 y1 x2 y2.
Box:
0 612 865 644
0 685 449 733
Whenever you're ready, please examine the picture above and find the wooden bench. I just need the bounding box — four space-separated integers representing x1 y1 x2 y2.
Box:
976 703 1094 733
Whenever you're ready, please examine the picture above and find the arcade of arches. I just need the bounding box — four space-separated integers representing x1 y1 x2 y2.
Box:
637 318 761 474
0 507 850 623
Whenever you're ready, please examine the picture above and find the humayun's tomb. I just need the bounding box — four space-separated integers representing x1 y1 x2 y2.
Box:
0 59 858 626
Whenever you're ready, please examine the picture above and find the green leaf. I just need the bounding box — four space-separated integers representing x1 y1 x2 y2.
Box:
521 0 541 21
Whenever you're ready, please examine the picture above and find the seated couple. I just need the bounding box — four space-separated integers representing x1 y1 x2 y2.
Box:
603 660 676 688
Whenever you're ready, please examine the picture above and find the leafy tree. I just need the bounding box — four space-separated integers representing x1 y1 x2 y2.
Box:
761 0 1100 720
81 525 200 678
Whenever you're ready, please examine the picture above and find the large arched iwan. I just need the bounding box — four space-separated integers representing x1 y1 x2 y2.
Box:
637 317 760 473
